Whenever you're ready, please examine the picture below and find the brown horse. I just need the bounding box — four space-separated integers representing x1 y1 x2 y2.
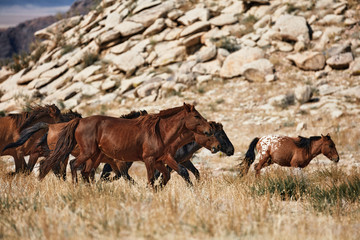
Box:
241 134 340 176
81 121 223 185
3 110 82 177
39 103 213 188
0 105 61 173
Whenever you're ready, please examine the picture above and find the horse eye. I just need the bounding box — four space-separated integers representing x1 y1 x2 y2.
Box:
195 116 201 119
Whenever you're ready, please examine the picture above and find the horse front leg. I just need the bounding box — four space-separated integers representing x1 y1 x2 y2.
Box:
27 152 40 174
181 160 200 181
13 151 27 174
154 161 170 190
162 153 192 186
144 157 156 189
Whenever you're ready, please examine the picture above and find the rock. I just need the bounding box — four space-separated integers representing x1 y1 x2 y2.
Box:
136 81 161 98
295 85 312 104
18 62 57 84
287 51 326 71
98 29 121 44
0 68 13 83
118 73 150 94
152 46 186 67
177 8 210 25
318 84 340 96
326 52 353 69
133 0 162 14
32 64 69 89
325 43 352 58
114 21 145 37
265 74 276 82
104 11 123 29
269 93 295 108
296 122 307 132
105 51 145 75
192 60 222 75
217 48 230 63
39 68 75 96
109 40 132 54
180 21 210 37
315 27 343 50
220 47 265 78
254 15 271 29
338 86 360 99
73 65 102 82
201 27 230 46
143 18 165 36
129 1 174 27
101 77 117 91
182 32 205 47
241 58 274 82
165 28 183 41
221 1 245 15
195 45 217 62
84 73 106 83
273 40 293 52
209 14 238 26
272 14 310 42
167 9 183 20
67 41 100 68
318 14 345 25
349 57 360 75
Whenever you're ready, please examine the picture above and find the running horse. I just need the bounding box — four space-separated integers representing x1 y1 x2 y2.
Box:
0 105 61 174
241 134 339 176
100 121 234 184
3 110 82 178
38 103 214 188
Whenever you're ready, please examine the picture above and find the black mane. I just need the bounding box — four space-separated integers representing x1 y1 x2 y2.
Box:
120 110 148 119
294 136 322 149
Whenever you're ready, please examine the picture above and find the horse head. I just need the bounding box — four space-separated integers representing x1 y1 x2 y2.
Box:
210 122 234 156
48 104 62 122
194 133 221 153
321 134 339 163
183 103 212 136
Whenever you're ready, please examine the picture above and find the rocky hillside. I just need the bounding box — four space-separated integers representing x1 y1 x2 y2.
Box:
0 0 360 160
0 0 98 60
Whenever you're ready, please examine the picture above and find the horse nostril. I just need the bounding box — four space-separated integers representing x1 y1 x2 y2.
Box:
204 131 211 136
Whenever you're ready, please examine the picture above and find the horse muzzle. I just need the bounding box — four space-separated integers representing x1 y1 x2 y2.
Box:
332 156 340 163
211 145 220 153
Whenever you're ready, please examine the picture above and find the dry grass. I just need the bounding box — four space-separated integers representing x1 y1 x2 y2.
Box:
1 162 360 240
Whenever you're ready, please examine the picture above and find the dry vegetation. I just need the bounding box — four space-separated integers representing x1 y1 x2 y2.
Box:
1 164 360 240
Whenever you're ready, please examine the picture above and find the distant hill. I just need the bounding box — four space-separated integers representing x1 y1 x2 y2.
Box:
0 0 98 60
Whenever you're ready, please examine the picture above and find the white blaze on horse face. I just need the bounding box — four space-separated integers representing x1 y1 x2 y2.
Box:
258 135 284 157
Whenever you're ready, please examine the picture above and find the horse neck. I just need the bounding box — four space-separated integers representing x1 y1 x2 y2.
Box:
168 131 195 155
308 139 323 159
157 111 189 146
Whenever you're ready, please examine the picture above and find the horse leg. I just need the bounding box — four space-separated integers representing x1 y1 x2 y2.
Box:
182 160 200 181
162 154 192 186
254 153 271 177
118 162 135 184
52 156 69 181
144 158 156 188
154 161 170 189
13 152 27 173
100 163 113 180
27 152 40 174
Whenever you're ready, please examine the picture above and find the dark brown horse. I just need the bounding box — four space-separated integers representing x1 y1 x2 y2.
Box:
241 134 340 176
39 103 213 188
3 110 82 177
100 121 234 184
0 104 61 173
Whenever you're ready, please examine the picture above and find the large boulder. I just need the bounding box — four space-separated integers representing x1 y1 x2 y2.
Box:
220 47 265 78
287 51 325 71
272 14 310 42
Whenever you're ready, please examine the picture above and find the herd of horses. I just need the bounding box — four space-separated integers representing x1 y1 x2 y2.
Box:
0 103 340 189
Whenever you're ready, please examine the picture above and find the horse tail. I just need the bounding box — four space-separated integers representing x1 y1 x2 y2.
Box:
239 137 260 176
39 118 80 180
3 122 49 152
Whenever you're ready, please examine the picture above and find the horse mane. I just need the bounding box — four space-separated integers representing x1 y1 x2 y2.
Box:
294 136 322 151
60 110 82 122
120 110 148 119
8 105 60 131
157 105 185 118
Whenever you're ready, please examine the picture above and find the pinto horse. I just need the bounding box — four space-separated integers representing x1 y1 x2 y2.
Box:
241 134 340 176
39 103 213 188
100 121 234 184
0 104 61 173
3 110 82 177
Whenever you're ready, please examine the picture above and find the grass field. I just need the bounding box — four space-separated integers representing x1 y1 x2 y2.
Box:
1 161 360 239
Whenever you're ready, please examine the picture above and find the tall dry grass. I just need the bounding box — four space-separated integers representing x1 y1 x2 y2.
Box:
1 163 360 240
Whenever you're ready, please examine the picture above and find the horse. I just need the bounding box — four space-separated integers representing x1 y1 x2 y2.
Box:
100 121 234 184
3 110 146 180
3 110 82 177
38 103 214 189
241 134 340 176
0 104 62 173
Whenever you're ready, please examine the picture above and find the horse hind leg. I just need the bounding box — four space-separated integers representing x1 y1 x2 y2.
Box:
254 153 271 177
154 161 171 191
163 154 192 186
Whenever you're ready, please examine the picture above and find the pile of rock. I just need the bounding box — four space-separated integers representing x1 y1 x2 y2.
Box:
0 0 359 112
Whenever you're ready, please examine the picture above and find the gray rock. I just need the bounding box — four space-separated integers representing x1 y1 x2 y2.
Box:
101 77 117 91
18 62 57 85
326 52 353 69
152 46 186 67
143 18 165 36
104 11 123 29
193 60 221 75
73 65 102 82
287 51 325 71
129 1 174 27
180 21 210 37
177 8 210 25
349 57 360 75
109 41 132 54
295 85 312 104
325 43 352 58
269 93 295 108
106 51 145 75
272 14 310 42
196 45 217 62
136 81 161 98
114 21 145 37
209 14 238 26
318 14 345 25
241 58 274 82
220 47 265 78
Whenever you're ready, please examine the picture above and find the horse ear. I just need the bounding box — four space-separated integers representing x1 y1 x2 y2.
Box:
183 103 191 112
190 104 195 111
